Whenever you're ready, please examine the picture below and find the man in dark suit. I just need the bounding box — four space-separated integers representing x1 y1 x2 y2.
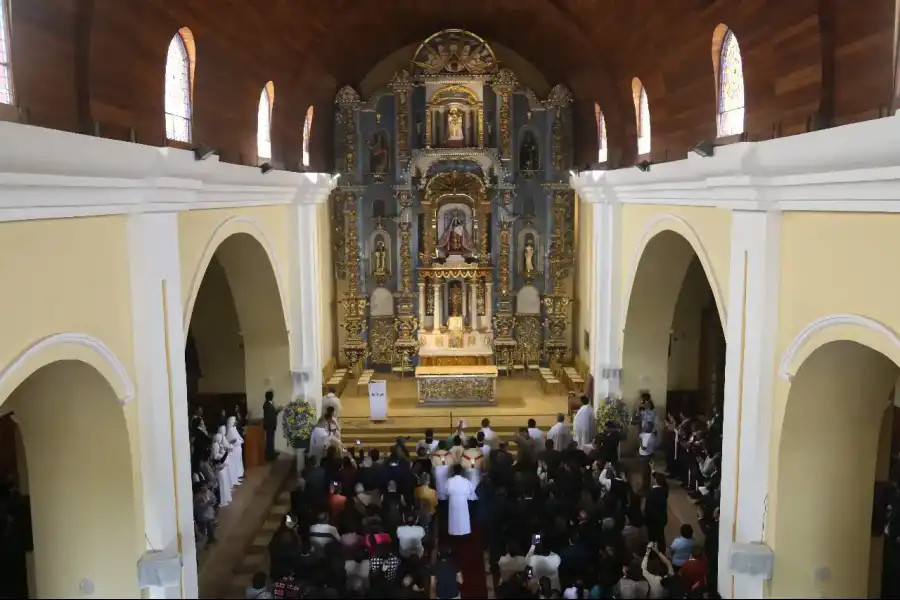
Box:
263 390 279 462
644 472 669 548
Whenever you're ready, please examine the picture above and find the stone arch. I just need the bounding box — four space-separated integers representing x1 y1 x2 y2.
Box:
0 355 140 597
771 327 899 597
619 221 726 416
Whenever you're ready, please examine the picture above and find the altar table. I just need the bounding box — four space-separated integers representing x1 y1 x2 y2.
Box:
414 365 499 405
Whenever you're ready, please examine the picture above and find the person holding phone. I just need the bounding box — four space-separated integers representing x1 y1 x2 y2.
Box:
526 540 561 592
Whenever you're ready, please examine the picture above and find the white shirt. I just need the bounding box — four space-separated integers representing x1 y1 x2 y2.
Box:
309 523 339 552
638 431 657 456
527 427 544 442
396 525 426 558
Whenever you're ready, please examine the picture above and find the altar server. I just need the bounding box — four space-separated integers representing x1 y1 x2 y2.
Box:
547 413 572 451
322 388 343 418
480 418 498 450
461 438 484 488
573 395 596 449
225 416 244 482
447 464 476 536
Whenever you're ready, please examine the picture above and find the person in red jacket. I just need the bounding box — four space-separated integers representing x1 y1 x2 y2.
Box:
679 546 709 589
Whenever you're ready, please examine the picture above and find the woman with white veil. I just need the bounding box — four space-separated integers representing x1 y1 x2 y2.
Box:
217 425 240 487
211 433 233 506
225 416 245 482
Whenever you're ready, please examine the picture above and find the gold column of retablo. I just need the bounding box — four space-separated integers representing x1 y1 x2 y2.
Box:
542 185 573 362
492 189 517 366
339 188 369 366
393 189 419 370
390 70 413 163
491 69 517 160
335 86 361 174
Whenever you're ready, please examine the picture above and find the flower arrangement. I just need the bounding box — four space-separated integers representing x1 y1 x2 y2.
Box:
596 396 628 429
282 397 317 449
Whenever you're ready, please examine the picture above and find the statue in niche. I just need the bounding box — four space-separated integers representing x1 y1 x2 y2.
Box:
447 107 464 144
519 132 540 172
368 131 390 174
449 284 463 317
437 210 475 256
523 236 537 280
372 238 390 283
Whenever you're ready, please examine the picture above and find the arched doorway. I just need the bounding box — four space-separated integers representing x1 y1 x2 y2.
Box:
184 231 291 459
773 339 898 598
0 360 139 598
621 230 726 420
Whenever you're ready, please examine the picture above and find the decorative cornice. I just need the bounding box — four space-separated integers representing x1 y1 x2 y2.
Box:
0 122 336 222
571 115 900 213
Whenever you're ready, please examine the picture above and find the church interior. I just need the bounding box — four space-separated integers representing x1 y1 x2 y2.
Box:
0 0 898 598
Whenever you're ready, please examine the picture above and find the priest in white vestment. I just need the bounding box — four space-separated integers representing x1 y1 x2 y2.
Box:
573 396 595 449
480 418 498 450
547 414 572 451
211 434 233 506
447 464 476 536
217 426 241 486
225 416 244 481
322 389 342 418
462 440 484 488
309 423 331 463
431 443 453 501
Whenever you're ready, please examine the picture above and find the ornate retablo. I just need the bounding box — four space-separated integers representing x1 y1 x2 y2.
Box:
412 29 497 77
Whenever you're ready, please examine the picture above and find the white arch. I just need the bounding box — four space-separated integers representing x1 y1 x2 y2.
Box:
183 215 290 336
621 212 727 329
0 333 136 405
778 313 900 382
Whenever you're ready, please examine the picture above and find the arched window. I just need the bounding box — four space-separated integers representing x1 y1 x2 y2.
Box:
632 78 651 156
164 28 195 143
257 81 274 162
594 103 607 164
0 0 13 105
302 105 314 167
715 27 745 137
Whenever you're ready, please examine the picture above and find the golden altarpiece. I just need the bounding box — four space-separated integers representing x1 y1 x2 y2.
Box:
329 30 577 403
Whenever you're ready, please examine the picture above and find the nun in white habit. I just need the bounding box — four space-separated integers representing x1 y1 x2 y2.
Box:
217 426 240 486
211 433 233 506
225 416 244 481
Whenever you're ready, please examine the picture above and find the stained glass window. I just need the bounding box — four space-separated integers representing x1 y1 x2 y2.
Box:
717 30 745 137
595 103 608 164
302 105 314 167
164 31 193 143
0 0 13 105
637 85 651 156
257 83 273 162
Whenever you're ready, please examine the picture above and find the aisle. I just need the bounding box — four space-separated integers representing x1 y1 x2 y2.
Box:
438 502 489 599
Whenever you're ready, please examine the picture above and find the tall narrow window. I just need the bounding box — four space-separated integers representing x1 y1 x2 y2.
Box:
302 105 314 167
632 78 651 156
0 0 13 105
716 27 745 137
164 28 195 143
594 103 608 164
257 81 274 162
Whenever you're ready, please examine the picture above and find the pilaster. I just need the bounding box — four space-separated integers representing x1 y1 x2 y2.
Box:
125 212 197 599
718 209 781 599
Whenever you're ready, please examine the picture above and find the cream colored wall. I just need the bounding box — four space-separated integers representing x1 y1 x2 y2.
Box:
12 361 140 598
768 211 900 597
667 258 709 391
317 203 335 365
575 198 593 365
192 257 245 394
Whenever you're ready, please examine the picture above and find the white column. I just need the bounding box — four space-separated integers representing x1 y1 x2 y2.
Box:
418 281 426 329
289 191 331 418
462 281 468 322
125 213 197 599
718 209 781 599
432 282 442 332
590 195 622 407
470 279 478 329
485 282 493 327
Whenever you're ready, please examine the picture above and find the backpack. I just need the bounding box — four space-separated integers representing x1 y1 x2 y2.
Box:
363 532 391 557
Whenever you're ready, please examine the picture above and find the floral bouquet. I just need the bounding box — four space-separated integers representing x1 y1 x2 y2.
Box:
282 397 317 449
596 396 628 429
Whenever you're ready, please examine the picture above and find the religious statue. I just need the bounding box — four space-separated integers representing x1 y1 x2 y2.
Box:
372 239 389 282
437 212 474 256
519 132 539 172
369 132 389 174
447 107 464 143
449 285 463 317
523 237 536 279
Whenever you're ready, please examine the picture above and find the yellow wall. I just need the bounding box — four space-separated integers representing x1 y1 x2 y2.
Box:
667 258 709 391
768 211 900 597
192 257 245 394
317 203 335 365
12 361 140 598
575 198 593 364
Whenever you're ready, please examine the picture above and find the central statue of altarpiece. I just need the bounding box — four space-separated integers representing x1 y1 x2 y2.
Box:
330 29 577 405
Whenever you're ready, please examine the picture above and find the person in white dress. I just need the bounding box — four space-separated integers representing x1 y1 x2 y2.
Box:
211 433 233 506
446 464 475 536
309 422 331 463
573 395 596 449
547 413 572 450
225 416 244 482
217 426 240 486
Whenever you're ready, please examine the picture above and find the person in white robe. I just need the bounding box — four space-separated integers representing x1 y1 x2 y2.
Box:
322 389 342 418
573 395 596 449
225 416 244 481
431 443 453 501
217 426 241 486
446 464 476 536
461 440 484 488
211 433 233 506
547 413 572 451
309 423 331 463
479 418 498 450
